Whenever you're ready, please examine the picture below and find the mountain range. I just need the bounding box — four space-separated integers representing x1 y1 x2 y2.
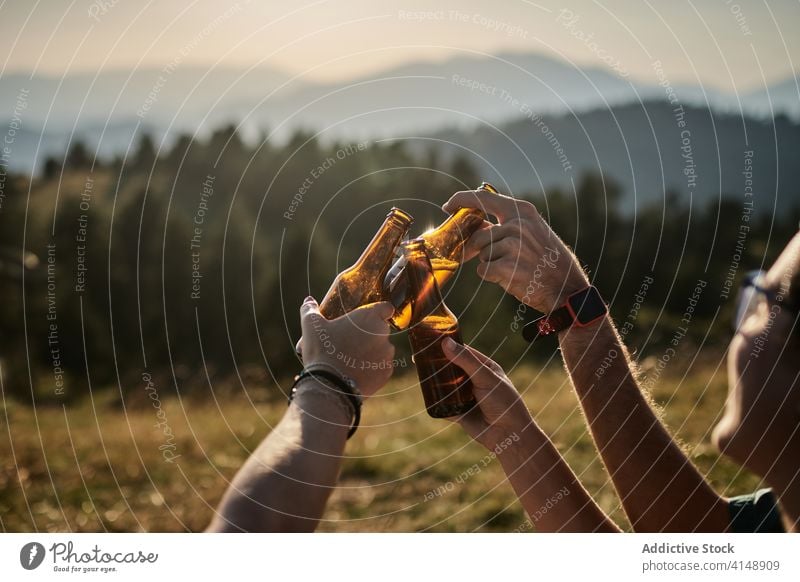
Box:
1 51 798 214
2 51 797 176
423 100 800 213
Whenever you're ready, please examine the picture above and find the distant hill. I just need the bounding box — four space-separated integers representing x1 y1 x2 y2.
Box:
742 76 800 119
0 65 298 131
420 100 800 214
236 51 652 140
2 52 796 175
0 65 299 174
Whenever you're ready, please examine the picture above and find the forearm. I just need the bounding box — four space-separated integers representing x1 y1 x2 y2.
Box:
500 421 620 532
207 379 350 532
559 316 728 531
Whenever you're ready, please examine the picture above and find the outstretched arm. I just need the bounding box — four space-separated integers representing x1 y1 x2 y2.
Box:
558 316 729 532
443 338 619 532
444 188 729 532
207 378 351 532
207 298 395 532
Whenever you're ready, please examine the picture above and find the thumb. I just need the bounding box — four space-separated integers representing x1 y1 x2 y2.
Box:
300 296 322 331
300 295 320 315
441 337 498 385
355 300 395 321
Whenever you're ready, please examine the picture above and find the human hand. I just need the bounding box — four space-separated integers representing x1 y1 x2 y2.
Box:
443 188 589 313
441 337 532 450
299 297 395 397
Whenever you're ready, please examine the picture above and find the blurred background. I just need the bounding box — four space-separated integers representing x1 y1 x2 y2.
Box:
0 0 798 532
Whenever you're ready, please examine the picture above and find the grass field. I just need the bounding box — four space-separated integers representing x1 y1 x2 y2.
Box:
0 350 765 532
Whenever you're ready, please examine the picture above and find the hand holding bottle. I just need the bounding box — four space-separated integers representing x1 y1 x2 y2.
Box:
299 297 396 397
443 188 589 314
296 208 411 358
441 337 533 451
386 183 497 329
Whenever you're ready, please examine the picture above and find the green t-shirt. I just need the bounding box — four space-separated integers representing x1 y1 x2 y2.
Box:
728 488 784 533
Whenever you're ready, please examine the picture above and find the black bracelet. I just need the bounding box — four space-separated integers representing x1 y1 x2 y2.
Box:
288 368 362 439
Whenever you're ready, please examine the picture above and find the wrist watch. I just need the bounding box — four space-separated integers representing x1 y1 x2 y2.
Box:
522 286 607 342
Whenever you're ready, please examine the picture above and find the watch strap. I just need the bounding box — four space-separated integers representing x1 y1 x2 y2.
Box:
522 305 573 341
522 286 606 342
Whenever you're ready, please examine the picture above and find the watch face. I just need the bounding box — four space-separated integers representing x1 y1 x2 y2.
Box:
568 286 606 325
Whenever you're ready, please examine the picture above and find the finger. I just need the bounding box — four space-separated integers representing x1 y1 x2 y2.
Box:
354 300 395 321
462 221 494 261
347 301 393 336
300 295 319 316
449 340 505 376
475 259 509 285
478 237 522 263
465 221 524 258
441 337 500 385
464 223 499 256
350 302 394 333
299 296 324 335
442 189 522 223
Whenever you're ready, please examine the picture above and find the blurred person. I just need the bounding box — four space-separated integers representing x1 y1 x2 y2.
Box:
444 186 799 532
712 241 800 532
207 297 395 532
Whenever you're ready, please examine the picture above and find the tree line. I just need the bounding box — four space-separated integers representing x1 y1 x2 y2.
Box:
0 126 797 404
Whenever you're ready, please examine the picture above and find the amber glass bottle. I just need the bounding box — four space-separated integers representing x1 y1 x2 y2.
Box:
386 182 499 329
319 208 413 319
405 238 476 418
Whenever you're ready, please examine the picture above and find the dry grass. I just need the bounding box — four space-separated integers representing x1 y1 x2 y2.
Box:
0 352 764 532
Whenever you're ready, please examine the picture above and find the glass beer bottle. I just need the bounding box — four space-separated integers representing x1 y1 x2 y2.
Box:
404 238 476 418
385 182 499 329
319 207 413 319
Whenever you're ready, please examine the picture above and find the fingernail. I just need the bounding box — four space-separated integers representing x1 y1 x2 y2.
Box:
303 295 313 302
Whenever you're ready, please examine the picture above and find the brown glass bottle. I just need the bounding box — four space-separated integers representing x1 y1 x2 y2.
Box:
319 207 413 319
385 182 499 329
405 238 476 418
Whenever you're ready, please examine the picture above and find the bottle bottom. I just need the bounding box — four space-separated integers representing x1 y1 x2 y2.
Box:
426 399 476 419
409 323 477 418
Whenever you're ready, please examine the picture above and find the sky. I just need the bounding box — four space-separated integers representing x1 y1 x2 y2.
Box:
1 0 798 92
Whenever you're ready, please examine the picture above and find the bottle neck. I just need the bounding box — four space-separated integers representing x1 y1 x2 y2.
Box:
404 244 451 323
423 207 487 260
352 212 412 273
